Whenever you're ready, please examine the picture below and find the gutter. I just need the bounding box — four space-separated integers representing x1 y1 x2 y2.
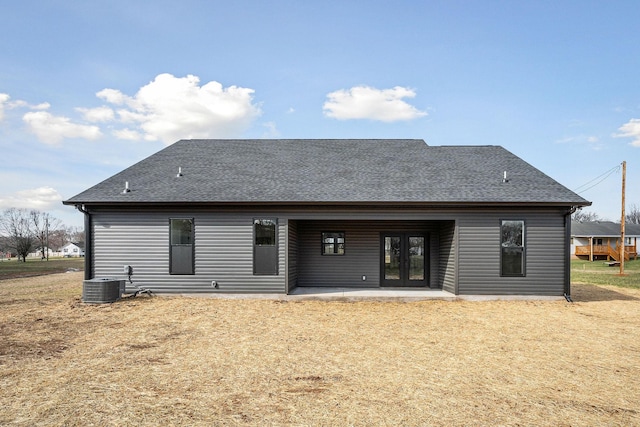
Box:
75 204 93 280
62 200 591 209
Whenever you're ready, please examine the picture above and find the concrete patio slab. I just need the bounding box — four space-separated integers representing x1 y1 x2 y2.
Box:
164 288 566 302
286 287 457 302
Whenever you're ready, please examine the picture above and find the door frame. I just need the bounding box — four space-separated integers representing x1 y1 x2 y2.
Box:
380 232 429 287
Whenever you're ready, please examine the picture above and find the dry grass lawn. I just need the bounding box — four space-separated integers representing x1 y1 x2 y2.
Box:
1 273 639 426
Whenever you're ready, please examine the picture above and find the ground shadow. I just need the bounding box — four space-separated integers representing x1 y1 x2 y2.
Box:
571 283 639 302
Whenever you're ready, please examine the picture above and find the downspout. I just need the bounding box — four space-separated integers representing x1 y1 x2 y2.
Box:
76 204 93 280
564 206 578 302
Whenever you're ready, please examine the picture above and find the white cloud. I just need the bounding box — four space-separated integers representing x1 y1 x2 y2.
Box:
0 93 38 121
555 135 603 150
23 110 103 145
115 108 146 124
97 73 262 145
96 88 129 105
113 128 148 141
0 93 9 121
76 106 115 122
613 118 640 147
323 85 427 122
0 186 63 210
31 102 50 110
1 94 53 123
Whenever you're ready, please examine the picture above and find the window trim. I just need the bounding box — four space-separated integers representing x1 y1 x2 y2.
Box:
500 219 526 277
253 218 278 275
169 217 195 275
321 231 346 256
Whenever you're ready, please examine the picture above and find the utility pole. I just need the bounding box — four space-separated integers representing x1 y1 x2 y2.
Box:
620 161 626 276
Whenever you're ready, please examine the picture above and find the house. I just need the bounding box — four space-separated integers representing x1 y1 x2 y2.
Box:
61 242 85 258
63 139 590 296
28 247 57 259
572 221 639 261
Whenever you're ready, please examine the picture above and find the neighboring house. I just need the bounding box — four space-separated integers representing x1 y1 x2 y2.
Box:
61 242 85 258
63 139 590 296
571 221 639 261
28 247 58 259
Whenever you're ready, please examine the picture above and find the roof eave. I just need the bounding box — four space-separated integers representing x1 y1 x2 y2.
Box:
63 200 592 209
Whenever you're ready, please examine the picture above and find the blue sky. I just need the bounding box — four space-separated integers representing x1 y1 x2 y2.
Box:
1 0 639 227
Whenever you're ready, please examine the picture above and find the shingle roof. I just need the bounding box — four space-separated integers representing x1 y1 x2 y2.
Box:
63 139 590 206
572 221 640 237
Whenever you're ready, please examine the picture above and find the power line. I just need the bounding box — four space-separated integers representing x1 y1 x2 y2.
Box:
573 163 621 194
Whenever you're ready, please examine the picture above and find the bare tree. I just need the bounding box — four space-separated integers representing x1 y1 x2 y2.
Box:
66 226 85 245
572 209 601 223
0 235 10 256
0 208 35 262
30 210 62 260
48 228 67 253
627 203 640 224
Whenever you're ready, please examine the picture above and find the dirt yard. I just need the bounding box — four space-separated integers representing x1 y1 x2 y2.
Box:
1 273 639 426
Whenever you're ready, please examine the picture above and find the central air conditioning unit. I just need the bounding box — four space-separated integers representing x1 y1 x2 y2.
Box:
82 278 124 303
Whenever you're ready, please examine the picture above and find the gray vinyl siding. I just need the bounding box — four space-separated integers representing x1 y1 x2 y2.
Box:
456 210 568 295
296 220 442 288
297 221 379 287
438 221 457 294
88 206 570 295
286 220 298 292
92 211 286 293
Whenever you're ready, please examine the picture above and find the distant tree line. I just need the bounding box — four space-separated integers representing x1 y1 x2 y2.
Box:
572 203 640 224
0 208 84 262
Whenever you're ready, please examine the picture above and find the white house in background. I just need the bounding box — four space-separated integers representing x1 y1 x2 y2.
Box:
62 242 85 257
571 221 639 261
28 247 59 259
